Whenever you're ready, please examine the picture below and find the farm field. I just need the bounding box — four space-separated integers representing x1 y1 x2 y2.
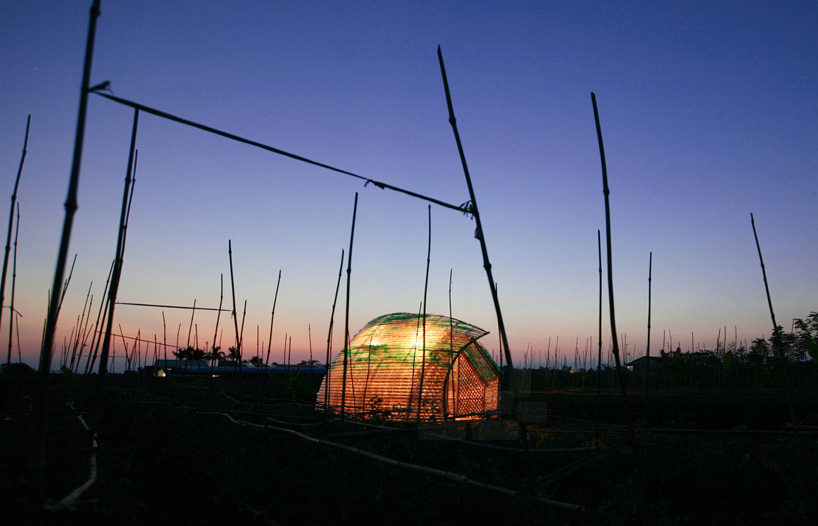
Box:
2 369 817 525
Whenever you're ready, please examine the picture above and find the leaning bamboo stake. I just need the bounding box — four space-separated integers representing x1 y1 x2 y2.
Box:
750 212 796 423
15 309 21 363
265 270 281 366
416 205 432 423
75 293 94 373
70 281 93 371
324 250 345 412
56 253 78 323
227 240 246 404
592 92 645 516
186 299 197 348
85 259 114 374
95 105 138 403
437 47 517 405
7 203 21 365
591 93 631 417
209 274 224 396
239 300 247 360
340 193 359 424
213 274 224 358
36 1 101 498
2 115 29 365
228 241 240 360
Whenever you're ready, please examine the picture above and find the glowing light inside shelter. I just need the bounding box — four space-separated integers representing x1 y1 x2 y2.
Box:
317 313 500 422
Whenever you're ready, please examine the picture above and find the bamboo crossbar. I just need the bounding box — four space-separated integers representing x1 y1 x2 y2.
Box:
92 91 466 214
115 301 229 312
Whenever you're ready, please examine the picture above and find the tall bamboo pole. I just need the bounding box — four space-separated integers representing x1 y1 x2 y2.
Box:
228 240 240 360
447 268 454 417
31 7 102 497
7 204 21 365
74 291 94 373
591 93 644 515
37 0 101 391
591 93 630 411
324 249 344 412
644 252 652 422
84 259 114 374
208 274 224 396
3 116 30 365
227 240 245 407
70 282 93 371
213 274 224 356
750 213 795 423
266 270 281 366
340 193 358 424
416 205 432 422
595 230 602 447
437 46 516 397
95 106 138 396
186 299 197 348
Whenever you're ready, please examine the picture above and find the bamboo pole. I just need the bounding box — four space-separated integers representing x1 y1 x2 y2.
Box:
340 193 358 424
94 105 138 397
186 299 197 348
324 250 344 412
212 274 224 360
56 253 77 328
591 92 644 516
7 204 21 364
595 231 602 447
446 268 454 417
75 293 94 373
590 93 631 416
265 270 281 366
114 301 227 311
644 252 652 422
239 300 247 360
437 47 516 398
750 213 796 423
70 282 93 371
92 92 465 214
37 10 102 501
2 115 29 365
228 240 240 360
85 259 114 374
416 205 431 423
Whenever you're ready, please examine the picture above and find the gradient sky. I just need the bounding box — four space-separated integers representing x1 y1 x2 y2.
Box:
1 1 816 371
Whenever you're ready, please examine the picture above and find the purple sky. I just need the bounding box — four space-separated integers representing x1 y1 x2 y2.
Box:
1 1 816 371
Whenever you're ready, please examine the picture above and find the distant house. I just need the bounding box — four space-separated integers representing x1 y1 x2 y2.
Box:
152 358 325 377
153 359 209 377
316 312 500 421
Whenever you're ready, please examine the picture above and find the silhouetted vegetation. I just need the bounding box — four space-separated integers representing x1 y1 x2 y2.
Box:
3 358 817 524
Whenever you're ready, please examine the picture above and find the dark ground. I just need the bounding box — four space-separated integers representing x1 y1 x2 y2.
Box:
2 369 817 525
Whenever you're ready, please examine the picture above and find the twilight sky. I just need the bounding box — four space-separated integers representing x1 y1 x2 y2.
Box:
1 1 816 371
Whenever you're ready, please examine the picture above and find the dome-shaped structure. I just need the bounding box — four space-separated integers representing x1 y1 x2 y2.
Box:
317 313 499 421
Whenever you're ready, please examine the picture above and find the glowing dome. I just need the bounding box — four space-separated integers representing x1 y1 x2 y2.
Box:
317 313 500 421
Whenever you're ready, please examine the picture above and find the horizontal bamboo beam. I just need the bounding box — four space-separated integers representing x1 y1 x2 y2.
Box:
92 91 467 214
115 301 229 312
